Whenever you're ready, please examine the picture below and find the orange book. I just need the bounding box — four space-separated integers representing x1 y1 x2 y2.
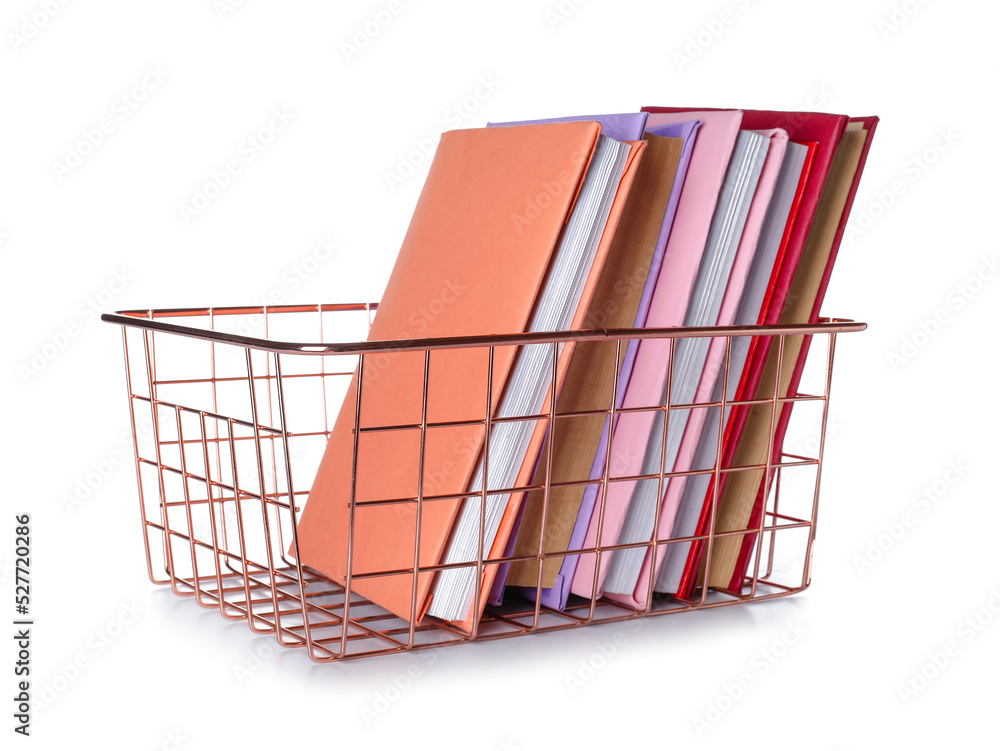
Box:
294 122 624 624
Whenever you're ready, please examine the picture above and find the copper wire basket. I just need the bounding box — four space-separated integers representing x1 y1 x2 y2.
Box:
102 303 865 662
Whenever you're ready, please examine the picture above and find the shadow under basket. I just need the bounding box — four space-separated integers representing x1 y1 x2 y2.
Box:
102 302 864 662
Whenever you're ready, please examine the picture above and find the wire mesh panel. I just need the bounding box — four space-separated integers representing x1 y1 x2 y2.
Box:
103 303 864 662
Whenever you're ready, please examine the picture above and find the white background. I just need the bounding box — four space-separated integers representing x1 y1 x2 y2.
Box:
2 0 998 747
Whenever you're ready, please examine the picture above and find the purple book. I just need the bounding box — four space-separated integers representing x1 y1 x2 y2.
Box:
509 118 702 611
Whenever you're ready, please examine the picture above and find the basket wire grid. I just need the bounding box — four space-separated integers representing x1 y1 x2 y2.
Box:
101 303 865 662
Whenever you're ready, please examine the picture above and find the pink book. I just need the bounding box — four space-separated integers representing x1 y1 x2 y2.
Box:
570 110 742 600
604 129 789 609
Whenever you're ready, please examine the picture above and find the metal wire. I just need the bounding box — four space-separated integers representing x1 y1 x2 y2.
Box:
103 303 865 662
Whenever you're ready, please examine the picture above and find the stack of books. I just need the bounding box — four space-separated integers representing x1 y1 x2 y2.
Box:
293 106 878 633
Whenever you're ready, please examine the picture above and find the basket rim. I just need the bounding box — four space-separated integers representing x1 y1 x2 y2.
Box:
101 302 866 356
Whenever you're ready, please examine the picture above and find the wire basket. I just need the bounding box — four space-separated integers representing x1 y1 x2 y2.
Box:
102 303 864 662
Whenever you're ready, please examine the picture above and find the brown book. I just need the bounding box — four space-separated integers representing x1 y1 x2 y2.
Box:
701 124 871 589
505 133 685 589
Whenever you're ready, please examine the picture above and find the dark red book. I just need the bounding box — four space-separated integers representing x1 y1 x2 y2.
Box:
728 115 879 592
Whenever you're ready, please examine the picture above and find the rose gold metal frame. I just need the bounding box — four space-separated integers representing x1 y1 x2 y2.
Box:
101 303 865 662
